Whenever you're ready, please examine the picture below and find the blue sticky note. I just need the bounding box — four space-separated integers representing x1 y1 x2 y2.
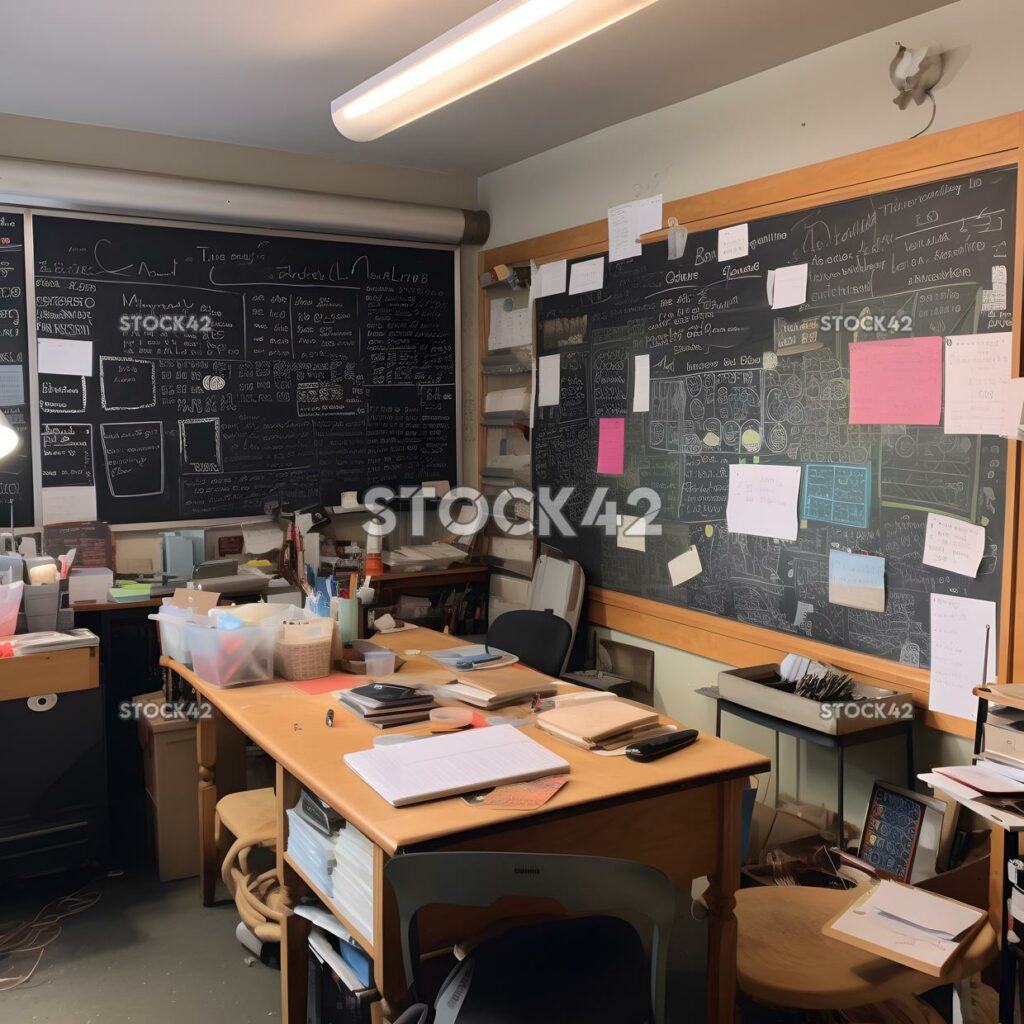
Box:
828 550 886 612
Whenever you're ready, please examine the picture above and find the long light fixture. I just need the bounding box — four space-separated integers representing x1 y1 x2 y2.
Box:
332 0 659 141
0 412 19 460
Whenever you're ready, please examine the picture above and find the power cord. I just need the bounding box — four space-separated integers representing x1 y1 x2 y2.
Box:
909 92 937 140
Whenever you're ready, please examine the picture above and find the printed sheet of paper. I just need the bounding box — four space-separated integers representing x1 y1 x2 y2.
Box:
767 264 808 309
0 365 24 406
726 464 801 542
569 257 605 295
41 485 97 524
929 593 997 721
616 514 646 553
529 260 567 304
242 520 284 554
943 331 1013 435
607 194 662 263
923 513 985 577
537 354 561 407
718 223 749 261
1004 378 1024 439
632 354 650 413
488 300 532 351
668 547 702 586
828 550 886 613
38 337 93 377
848 336 942 425
596 417 625 475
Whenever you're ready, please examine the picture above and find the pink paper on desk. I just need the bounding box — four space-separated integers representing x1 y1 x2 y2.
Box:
597 417 625 475
288 671 364 695
848 336 942 425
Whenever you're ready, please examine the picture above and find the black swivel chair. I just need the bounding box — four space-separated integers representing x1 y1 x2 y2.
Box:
485 609 573 677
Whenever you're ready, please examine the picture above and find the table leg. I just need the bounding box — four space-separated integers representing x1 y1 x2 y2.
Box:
196 703 219 906
999 830 1019 1024
837 745 846 851
715 701 722 738
705 777 743 1024
774 730 781 806
277 764 307 1024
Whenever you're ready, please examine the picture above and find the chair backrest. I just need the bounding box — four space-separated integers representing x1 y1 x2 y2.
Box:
486 609 572 677
528 554 585 671
384 851 677 1024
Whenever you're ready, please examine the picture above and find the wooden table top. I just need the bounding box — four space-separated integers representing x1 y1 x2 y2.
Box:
166 626 769 855
735 886 997 1009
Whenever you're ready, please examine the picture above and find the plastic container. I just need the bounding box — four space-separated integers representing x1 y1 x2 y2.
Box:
209 603 290 628
363 650 396 678
0 580 23 636
275 617 335 681
185 620 276 688
148 604 199 665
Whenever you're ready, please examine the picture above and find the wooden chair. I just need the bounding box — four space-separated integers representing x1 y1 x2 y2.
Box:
216 787 285 944
735 886 997 1020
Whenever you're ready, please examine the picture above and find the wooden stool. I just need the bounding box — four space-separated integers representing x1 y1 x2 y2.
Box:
735 887 997 1016
216 788 284 944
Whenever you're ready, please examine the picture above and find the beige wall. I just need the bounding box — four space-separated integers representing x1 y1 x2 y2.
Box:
472 0 1024 822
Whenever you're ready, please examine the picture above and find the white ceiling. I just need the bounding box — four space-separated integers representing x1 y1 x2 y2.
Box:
0 0 955 177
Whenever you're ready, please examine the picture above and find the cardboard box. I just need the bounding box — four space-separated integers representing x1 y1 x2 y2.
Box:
718 664 912 735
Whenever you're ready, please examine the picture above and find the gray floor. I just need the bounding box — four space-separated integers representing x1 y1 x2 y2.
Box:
0 867 280 1023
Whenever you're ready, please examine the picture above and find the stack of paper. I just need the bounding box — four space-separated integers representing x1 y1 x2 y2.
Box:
536 700 662 751
445 667 559 709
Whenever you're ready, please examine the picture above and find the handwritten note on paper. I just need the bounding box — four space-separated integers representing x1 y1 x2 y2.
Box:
848 336 942 425
0 366 24 406
668 547 702 586
923 513 985 577
537 354 561 407
616 515 646 553
726 464 801 542
530 260 567 304
943 332 1012 435
632 354 650 413
929 594 997 721
38 337 93 377
828 550 886 613
767 264 808 309
569 257 605 296
596 417 625 475
718 223 749 261
608 194 662 263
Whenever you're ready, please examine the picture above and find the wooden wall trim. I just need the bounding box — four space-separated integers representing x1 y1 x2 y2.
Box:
479 111 1024 737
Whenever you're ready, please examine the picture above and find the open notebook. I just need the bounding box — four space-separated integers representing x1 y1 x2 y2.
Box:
344 725 570 807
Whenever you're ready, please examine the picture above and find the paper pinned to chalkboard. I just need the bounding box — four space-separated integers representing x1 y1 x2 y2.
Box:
0 366 24 406
38 337 93 377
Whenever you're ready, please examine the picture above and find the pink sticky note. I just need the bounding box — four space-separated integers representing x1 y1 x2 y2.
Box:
848 336 942 425
597 417 625 475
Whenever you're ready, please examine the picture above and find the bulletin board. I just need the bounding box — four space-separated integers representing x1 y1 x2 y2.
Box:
479 113 1024 734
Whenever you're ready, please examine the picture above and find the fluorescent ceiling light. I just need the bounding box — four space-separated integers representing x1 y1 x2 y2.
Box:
0 411 19 460
332 0 659 141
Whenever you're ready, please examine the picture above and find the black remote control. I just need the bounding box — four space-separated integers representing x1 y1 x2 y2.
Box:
625 728 699 763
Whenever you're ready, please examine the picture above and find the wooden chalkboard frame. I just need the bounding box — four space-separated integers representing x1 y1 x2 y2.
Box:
19 207 461 532
478 111 1024 737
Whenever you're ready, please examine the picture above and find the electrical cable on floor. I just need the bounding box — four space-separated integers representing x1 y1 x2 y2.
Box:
0 881 101 991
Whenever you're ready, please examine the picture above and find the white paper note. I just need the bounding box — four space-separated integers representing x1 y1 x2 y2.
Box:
668 547 702 586
569 257 605 295
38 337 93 377
41 484 97 524
530 260 567 304
929 593 997 721
488 301 532 351
632 354 650 413
607 195 662 263
726 464 801 542
340 491 361 510
923 513 986 577
242 520 284 554
537 354 561 407
0 365 24 406
767 264 808 309
1004 378 1024 439
943 332 1013 435
718 223 749 261
616 514 646 553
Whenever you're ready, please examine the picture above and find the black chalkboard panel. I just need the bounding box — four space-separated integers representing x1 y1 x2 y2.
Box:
32 216 457 524
0 212 33 526
533 167 1016 670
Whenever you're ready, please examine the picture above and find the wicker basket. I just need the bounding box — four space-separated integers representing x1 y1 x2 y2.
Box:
275 620 334 681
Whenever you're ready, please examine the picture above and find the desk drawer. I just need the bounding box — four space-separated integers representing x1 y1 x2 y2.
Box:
0 646 99 702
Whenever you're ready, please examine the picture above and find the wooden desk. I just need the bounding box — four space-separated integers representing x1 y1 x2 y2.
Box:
163 627 768 1024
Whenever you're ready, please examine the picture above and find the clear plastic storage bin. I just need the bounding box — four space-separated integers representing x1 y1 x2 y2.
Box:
148 603 200 665
185 619 277 687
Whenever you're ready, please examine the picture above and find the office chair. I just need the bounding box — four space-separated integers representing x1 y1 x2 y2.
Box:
485 609 573 677
385 851 677 1024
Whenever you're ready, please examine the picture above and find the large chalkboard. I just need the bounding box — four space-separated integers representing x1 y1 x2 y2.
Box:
0 212 33 526
32 215 457 523
533 167 1016 670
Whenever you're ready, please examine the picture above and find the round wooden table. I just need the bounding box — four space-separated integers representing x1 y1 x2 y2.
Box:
735 886 997 1010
